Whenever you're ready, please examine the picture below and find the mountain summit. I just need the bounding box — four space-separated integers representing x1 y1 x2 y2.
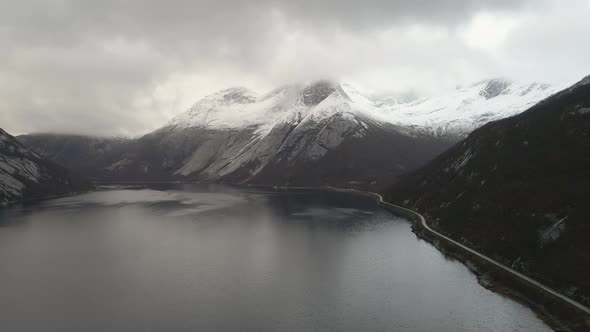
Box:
20 77 560 189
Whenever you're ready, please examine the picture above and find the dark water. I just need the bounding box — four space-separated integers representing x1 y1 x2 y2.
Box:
0 184 549 331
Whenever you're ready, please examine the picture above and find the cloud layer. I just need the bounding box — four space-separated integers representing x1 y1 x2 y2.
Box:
1 0 589 136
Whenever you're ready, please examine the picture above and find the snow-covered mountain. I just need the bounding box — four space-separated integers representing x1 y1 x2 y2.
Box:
131 81 450 187
364 79 562 137
168 78 561 138
19 78 560 188
164 82 365 175
0 128 91 206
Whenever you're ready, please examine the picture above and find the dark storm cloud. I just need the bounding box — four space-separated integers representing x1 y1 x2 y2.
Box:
0 0 588 136
1 0 533 57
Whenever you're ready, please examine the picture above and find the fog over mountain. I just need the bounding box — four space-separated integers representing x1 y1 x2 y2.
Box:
0 129 91 205
1 0 589 136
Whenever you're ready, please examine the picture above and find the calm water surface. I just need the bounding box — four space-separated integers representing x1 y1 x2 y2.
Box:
0 184 549 331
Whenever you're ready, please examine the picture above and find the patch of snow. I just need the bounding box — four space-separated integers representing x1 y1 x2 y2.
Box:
0 156 42 182
106 158 133 171
0 172 25 200
538 216 567 247
452 148 474 170
575 75 590 87
0 160 16 174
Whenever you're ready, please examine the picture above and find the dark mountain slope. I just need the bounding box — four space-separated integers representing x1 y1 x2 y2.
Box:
17 134 132 180
0 129 92 206
20 121 449 189
387 76 590 306
247 117 449 188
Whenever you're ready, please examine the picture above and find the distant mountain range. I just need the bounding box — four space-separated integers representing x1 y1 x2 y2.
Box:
19 78 559 188
0 128 91 206
387 75 590 307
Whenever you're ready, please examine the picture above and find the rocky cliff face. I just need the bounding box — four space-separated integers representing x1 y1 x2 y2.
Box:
387 75 590 306
0 128 92 206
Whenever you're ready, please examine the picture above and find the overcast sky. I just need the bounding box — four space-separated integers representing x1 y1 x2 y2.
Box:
1 0 589 136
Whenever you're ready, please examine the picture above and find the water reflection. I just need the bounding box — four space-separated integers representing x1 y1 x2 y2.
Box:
0 184 549 331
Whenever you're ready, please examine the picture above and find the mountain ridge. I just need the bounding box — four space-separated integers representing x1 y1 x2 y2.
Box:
18 77 560 189
167 78 561 138
0 128 92 206
386 74 590 308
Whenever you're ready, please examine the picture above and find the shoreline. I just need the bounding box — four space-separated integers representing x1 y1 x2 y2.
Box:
256 184 590 332
8 181 589 331
1 188 95 209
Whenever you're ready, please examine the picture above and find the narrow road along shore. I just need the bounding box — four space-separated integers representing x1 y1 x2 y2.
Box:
280 185 590 315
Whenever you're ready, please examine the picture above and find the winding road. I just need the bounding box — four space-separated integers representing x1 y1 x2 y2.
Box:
282 185 590 316
372 192 590 315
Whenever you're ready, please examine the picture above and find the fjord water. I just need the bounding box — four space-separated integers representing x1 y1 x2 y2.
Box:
0 185 549 331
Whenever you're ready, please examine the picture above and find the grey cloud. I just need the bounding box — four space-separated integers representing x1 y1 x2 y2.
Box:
0 0 537 57
0 0 587 136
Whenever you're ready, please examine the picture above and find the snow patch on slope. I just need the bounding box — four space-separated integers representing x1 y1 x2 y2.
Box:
168 86 303 136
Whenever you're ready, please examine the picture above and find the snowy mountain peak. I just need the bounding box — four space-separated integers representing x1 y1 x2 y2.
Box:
300 80 342 106
573 74 590 88
206 87 257 104
478 78 512 99
167 77 562 138
259 84 301 101
363 78 562 137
